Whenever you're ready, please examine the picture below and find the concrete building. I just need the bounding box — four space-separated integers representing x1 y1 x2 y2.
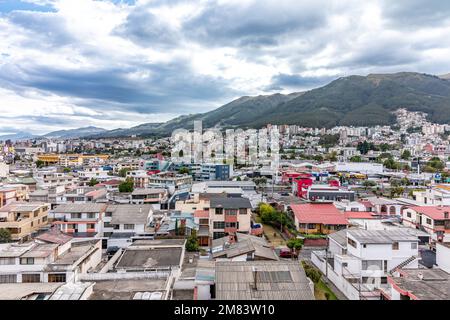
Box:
311 229 420 300
0 202 50 241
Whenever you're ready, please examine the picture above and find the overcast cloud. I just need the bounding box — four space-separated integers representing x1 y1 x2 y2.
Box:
1 0 450 134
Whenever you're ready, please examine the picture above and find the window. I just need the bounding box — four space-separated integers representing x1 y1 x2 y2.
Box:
407 212 411 218
48 273 66 283
87 223 95 230
22 274 40 283
392 242 399 250
124 224 135 230
213 232 226 239
213 221 225 229
307 223 316 230
20 258 35 265
105 212 112 217
0 274 17 283
104 221 113 228
426 218 432 225
225 222 237 228
42 216 47 222
225 209 238 215
215 208 223 215
342 262 348 268
87 213 96 219
71 213 81 219
0 258 15 265
113 224 120 230
239 208 247 215
199 219 209 225
381 277 388 284
348 238 357 248
411 242 418 250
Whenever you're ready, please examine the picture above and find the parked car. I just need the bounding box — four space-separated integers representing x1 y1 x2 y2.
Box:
279 248 297 258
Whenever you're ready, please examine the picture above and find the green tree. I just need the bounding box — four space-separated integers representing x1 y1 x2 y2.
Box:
286 238 303 258
88 178 99 187
118 178 134 193
350 155 363 162
427 157 445 171
362 180 376 189
326 151 338 162
0 229 11 243
35 160 45 168
401 150 411 160
63 167 71 173
318 134 340 148
178 167 190 175
118 168 131 178
185 230 199 252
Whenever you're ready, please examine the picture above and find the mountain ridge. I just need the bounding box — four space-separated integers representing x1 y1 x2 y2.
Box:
92 71 450 138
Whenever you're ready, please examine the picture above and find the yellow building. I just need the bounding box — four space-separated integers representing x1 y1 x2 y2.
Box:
37 154 109 166
0 202 50 241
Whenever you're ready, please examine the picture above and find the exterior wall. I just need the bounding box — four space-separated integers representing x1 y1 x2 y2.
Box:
436 243 450 273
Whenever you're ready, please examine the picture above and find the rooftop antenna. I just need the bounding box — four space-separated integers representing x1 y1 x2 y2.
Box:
252 266 258 291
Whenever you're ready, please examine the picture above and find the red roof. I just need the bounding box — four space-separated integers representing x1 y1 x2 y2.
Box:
409 206 450 220
345 211 377 220
291 203 348 225
360 201 374 208
96 179 122 186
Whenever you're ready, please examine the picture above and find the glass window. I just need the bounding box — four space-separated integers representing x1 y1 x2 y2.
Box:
48 274 66 283
124 224 135 230
347 238 357 248
239 208 247 215
392 242 399 250
0 258 15 265
411 242 418 250
215 208 223 215
213 221 225 229
20 258 34 265
0 274 17 283
22 274 40 283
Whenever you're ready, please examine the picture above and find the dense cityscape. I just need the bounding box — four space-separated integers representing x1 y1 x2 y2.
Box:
0 108 448 301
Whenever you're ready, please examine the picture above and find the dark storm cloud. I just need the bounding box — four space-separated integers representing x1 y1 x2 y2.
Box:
182 1 327 47
0 61 238 114
382 0 450 28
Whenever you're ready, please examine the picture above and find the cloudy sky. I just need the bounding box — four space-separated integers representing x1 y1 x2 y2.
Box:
1 0 450 135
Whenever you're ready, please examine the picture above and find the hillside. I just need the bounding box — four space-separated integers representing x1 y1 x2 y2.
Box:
43 126 107 139
93 72 450 138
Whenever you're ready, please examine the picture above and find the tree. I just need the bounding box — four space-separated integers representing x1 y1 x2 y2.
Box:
326 151 338 162
357 141 370 155
362 180 376 189
350 155 363 162
63 167 71 173
185 230 199 252
0 229 11 243
401 150 411 160
318 134 340 148
286 238 303 258
35 160 45 168
178 167 190 175
118 168 131 178
88 178 99 187
119 178 134 193
427 157 445 171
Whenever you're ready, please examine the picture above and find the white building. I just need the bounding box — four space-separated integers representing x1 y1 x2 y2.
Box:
0 162 9 178
311 229 420 300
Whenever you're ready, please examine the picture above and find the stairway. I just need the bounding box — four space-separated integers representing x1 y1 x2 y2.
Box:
389 256 418 274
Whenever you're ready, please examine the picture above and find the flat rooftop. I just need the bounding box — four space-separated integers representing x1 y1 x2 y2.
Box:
88 279 168 300
391 269 449 300
116 247 183 269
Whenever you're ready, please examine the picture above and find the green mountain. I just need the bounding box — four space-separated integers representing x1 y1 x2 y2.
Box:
94 72 450 138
